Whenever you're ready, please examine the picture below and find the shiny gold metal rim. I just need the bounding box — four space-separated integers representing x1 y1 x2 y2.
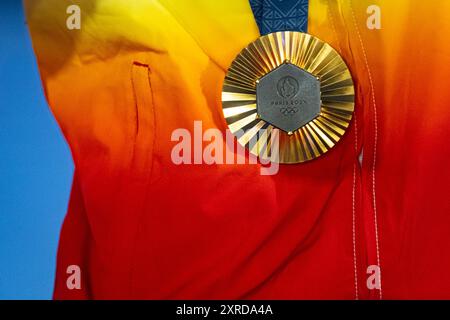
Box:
221 31 355 164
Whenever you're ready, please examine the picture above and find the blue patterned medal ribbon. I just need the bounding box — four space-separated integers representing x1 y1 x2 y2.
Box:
249 0 309 34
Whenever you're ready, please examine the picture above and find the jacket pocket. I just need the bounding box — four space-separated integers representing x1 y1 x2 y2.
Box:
130 62 156 173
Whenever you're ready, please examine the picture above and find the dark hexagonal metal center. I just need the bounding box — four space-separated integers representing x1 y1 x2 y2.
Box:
256 63 321 133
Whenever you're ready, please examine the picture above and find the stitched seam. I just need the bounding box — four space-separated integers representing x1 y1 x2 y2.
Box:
349 0 382 299
352 118 359 300
327 0 359 300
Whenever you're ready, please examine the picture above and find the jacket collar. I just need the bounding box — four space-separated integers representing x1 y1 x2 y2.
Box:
158 0 260 70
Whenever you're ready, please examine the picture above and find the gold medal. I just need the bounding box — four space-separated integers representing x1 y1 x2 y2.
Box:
222 31 355 164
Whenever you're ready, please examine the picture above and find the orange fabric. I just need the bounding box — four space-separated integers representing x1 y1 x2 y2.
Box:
25 0 450 299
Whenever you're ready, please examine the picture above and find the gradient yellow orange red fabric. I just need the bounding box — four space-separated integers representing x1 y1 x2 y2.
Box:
25 0 450 299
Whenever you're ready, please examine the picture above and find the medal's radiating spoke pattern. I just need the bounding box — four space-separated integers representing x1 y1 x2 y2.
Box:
222 31 355 164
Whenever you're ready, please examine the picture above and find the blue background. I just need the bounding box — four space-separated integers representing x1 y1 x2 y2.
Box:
0 1 74 299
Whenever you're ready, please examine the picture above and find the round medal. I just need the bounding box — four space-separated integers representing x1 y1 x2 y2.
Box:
222 31 355 164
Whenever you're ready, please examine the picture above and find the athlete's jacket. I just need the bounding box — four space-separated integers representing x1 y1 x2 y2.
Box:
25 0 450 299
